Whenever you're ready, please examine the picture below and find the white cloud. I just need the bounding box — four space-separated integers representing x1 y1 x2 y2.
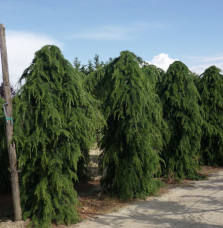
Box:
69 23 163 41
70 26 129 41
188 54 223 75
147 53 223 75
188 54 223 63
0 31 62 88
147 53 177 71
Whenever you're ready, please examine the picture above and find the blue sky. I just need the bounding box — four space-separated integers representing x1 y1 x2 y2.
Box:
0 0 223 86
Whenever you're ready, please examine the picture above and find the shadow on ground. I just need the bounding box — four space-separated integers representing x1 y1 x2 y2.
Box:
75 171 223 228
0 194 13 222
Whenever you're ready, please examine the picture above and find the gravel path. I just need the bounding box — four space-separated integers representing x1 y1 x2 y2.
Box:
73 170 223 228
1 170 223 228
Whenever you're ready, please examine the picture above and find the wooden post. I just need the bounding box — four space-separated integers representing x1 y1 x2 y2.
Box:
0 24 22 221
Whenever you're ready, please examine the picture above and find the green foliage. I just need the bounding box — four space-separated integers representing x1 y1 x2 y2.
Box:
91 51 164 199
13 45 102 227
190 72 200 89
160 61 203 180
94 54 101 70
141 64 170 159
0 97 11 194
73 54 104 76
142 64 165 94
198 66 223 166
73 57 81 71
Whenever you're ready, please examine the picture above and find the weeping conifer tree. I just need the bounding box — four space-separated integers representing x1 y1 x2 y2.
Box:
142 64 165 94
13 45 102 228
160 61 203 180
198 66 223 166
191 72 200 90
141 64 170 161
90 51 164 199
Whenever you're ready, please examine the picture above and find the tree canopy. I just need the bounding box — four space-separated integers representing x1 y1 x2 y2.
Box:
13 45 102 227
90 51 164 199
1 46 223 227
198 66 223 166
142 64 165 94
160 61 203 180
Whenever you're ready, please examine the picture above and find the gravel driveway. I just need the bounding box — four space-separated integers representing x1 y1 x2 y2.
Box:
1 170 223 228
73 170 223 228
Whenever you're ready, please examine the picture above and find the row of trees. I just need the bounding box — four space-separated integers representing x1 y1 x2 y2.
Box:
1 46 223 227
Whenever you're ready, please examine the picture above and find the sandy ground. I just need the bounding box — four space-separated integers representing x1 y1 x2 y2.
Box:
73 170 223 228
1 169 223 228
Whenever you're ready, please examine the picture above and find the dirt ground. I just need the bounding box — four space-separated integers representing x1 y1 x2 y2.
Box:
74 166 223 228
76 166 223 222
0 166 222 228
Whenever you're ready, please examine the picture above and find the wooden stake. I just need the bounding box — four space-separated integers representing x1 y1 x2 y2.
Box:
0 24 22 221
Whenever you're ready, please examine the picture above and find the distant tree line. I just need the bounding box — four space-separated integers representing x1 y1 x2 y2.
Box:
73 54 106 75
0 46 223 227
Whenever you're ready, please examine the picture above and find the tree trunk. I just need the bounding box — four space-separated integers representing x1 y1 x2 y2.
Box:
0 24 22 221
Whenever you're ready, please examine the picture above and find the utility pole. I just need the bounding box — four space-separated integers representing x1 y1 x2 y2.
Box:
0 24 22 221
